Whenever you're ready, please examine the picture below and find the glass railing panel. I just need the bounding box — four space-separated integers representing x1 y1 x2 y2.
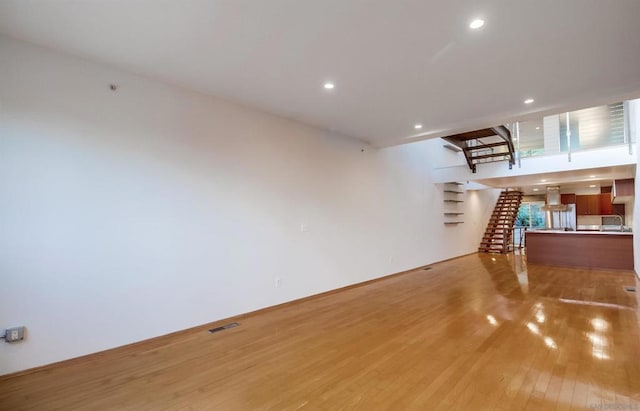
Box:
511 100 635 164
515 119 545 158
559 102 625 152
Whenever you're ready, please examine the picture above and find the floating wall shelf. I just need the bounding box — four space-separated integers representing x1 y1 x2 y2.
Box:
443 182 465 225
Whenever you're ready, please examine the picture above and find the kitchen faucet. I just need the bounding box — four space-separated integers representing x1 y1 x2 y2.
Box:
615 214 624 231
607 214 624 231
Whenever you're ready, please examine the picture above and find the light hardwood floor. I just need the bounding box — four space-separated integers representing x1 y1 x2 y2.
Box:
1 252 639 410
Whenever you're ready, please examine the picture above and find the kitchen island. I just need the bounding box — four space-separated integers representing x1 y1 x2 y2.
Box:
526 230 634 270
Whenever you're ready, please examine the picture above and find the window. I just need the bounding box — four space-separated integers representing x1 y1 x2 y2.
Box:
559 102 625 151
516 203 546 229
514 202 545 247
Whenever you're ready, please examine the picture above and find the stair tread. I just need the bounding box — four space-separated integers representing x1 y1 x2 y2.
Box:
464 141 509 151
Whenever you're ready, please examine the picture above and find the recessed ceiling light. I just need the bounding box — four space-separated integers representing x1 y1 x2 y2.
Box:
469 19 485 29
323 82 335 90
414 124 423 130
535 127 540 130
533 188 539 192
589 184 597 188
524 98 535 104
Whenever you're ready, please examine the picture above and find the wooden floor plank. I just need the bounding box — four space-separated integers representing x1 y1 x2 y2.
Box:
1 252 639 410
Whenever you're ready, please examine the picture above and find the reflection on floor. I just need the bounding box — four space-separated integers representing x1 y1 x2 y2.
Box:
1 253 639 410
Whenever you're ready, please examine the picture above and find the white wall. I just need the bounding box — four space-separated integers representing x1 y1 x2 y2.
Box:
635 171 640 278
0 37 500 375
632 99 640 278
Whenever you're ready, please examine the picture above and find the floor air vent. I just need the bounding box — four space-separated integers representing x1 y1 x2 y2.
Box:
209 322 239 334
422 267 432 271
624 286 636 293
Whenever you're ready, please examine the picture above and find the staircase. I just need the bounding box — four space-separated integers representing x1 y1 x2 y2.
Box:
479 191 523 253
442 125 515 173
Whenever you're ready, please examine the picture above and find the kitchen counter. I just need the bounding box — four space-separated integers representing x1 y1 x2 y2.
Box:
531 230 632 235
526 230 634 270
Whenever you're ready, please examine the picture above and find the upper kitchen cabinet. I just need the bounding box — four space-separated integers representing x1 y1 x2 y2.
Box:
576 195 601 215
560 193 576 204
612 179 634 204
576 193 615 215
599 193 613 215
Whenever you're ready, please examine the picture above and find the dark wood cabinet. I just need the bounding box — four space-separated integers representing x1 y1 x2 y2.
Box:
576 194 602 215
599 193 612 215
614 179 634 196
612 178 635 204
560 193 576 204
576 193 619 215
526 231 633 270
576 195 589 215
576 193 626 217
587 195 600 215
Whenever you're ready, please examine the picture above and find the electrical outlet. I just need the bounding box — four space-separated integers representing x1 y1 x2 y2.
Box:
4 326 25 343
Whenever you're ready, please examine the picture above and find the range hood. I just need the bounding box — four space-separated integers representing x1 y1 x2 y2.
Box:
541 186 569 211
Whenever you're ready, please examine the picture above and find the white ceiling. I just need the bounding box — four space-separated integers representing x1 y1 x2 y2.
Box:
2 1 640 146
